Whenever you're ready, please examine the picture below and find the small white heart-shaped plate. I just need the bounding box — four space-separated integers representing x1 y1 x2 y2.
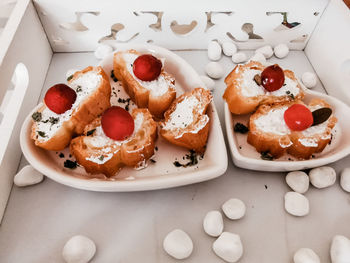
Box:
225 89 350 172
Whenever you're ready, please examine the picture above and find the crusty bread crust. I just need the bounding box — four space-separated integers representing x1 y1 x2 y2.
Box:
70 108 157 177
248 99 337 159
113 49 176 119
31 66 111 151
160 87 212 153
223 61 304 115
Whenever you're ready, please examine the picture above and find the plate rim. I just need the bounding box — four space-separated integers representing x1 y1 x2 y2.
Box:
20 43 228 191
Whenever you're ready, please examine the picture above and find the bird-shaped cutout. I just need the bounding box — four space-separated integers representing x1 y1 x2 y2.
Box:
170 20 197 35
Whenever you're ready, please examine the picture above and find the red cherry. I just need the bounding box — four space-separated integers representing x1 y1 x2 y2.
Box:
133 54 162 81
284 104 313 131
101 106 134 140
44 84 77 114
261 64 285 92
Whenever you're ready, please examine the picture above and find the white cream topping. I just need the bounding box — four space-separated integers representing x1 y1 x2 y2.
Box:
254 105 332 147
162 95 209 139
36 71 102 142
237 66 300 98
163 96 199 130
298 138 318 147
254 107 290 136
123 53 174 97
85 113 144 164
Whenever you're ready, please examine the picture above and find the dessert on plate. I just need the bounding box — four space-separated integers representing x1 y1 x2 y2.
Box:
70 107 157 177
113 49 176 119
247 98 337 159
31 66 111 151
223 61 304 115
160 87 212 153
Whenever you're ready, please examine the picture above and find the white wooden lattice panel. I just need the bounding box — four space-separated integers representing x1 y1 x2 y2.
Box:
0 0 52 223
34 0 329 52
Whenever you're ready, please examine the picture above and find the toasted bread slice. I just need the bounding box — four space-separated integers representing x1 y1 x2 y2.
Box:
113 49 176 119
160 87 212 153
223 61 304 115
31 66 111 151
70 108 157 177
247 99 337 159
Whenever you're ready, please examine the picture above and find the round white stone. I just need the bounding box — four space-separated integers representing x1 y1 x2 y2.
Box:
232 52 247 64
14 165 44 187
293 248 320 263
330 235 350 263
255 45 274 59
274 44 289 58
286 171 309 194
284 192 309 217
301 72 317 89
200 75 215 90
66 69 79 80
250 52 266 64
62 235 96 263
205 62 224 79
163 229 193 259
222 42 237 56
203 210 224 237
340 168 350 192
94 44 113 60
309 166 336 188
208 40 222 61
222 198 246 220
213 232 243 263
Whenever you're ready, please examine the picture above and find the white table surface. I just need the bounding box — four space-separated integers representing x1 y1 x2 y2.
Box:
0 50 349 263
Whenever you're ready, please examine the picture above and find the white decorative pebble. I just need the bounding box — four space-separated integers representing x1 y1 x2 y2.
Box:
250 52 266 64
14 165 44 187
200 75 215 90
274 43 289 58
284 192 309 217
62 235 96 263
286 171 309 194
222 198 246 220
340 168 350 192
205 62 224 79
301 72 317 89
309 166 336 188
163 229 193 259
94 44 113 60
255 45 274 59
232 52 247 64
208 40 222 61
222 42 237 56
330 235 350 263
203 210 223 237
213 232 243 263
294 248 320 263
66 69 79 79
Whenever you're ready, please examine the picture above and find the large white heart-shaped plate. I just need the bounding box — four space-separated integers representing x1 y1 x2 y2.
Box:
20 44 227 191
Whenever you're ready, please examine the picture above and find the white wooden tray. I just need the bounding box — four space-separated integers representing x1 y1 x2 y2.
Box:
0 0 350 262
1 50 350 263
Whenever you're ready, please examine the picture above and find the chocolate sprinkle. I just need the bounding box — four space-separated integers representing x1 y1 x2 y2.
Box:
234 123 249 134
